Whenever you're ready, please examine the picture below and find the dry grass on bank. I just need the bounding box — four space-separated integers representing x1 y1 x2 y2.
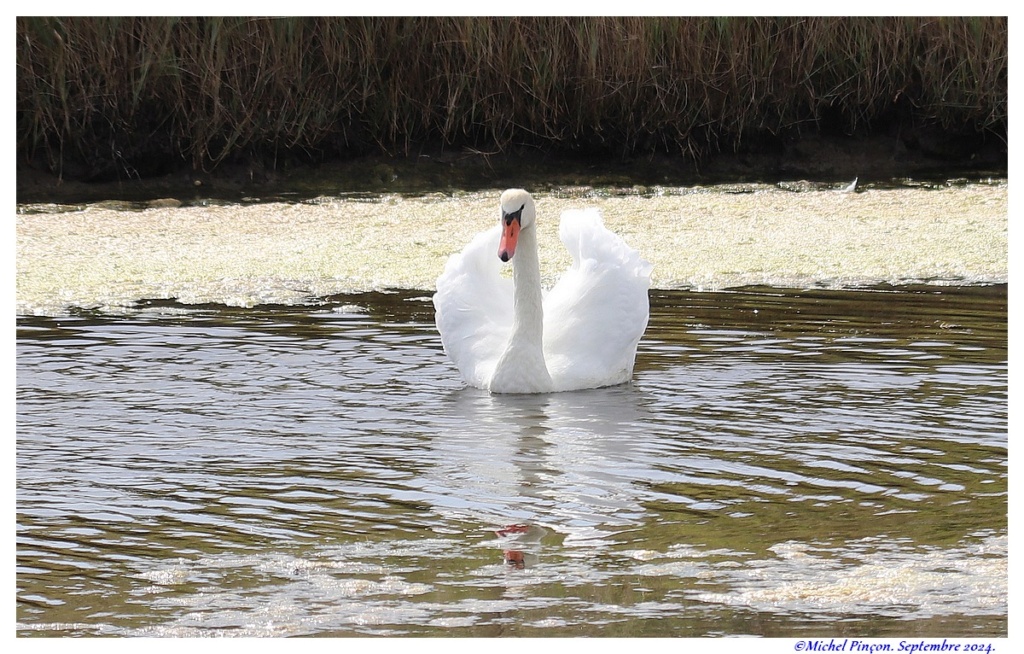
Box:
16 17 1008 181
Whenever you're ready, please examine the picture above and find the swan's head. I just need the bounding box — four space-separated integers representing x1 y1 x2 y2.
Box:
498 189 536 262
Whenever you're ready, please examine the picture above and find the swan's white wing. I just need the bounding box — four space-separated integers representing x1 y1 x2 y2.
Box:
543 209 652 391
433 225 513 389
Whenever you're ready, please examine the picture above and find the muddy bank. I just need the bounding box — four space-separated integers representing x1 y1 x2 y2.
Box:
16 132 1008 206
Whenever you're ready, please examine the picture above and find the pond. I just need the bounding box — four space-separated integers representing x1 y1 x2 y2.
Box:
16 282 1007 637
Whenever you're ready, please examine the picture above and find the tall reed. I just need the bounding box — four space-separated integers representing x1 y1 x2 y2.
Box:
16 17 1007 180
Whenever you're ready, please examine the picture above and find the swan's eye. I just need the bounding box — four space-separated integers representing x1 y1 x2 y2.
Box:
503 204 525 225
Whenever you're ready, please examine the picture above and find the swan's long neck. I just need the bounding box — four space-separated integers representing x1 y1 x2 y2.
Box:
510 225 545 346
488 223 552 393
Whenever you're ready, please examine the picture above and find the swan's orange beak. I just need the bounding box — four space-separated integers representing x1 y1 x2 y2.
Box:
498 214 521 262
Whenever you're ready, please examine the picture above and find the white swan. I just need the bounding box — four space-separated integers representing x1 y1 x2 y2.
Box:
433 189 652 394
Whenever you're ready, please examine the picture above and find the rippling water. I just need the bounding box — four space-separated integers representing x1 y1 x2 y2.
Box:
16 286 1007 637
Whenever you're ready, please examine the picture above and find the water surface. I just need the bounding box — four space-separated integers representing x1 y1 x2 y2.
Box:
16 285 1007 637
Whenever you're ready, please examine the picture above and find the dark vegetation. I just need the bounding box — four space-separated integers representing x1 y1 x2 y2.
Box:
16 17 1007 198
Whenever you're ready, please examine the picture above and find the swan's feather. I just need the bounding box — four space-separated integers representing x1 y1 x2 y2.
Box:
433 225 512 388
543 209 652 390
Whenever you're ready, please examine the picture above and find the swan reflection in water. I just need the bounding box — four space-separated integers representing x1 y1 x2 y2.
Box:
428 382 657 566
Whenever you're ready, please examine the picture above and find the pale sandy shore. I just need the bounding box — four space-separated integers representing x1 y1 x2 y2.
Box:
16 184 1007 316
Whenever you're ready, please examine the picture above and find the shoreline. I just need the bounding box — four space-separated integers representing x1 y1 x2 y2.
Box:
16 133 1008 207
